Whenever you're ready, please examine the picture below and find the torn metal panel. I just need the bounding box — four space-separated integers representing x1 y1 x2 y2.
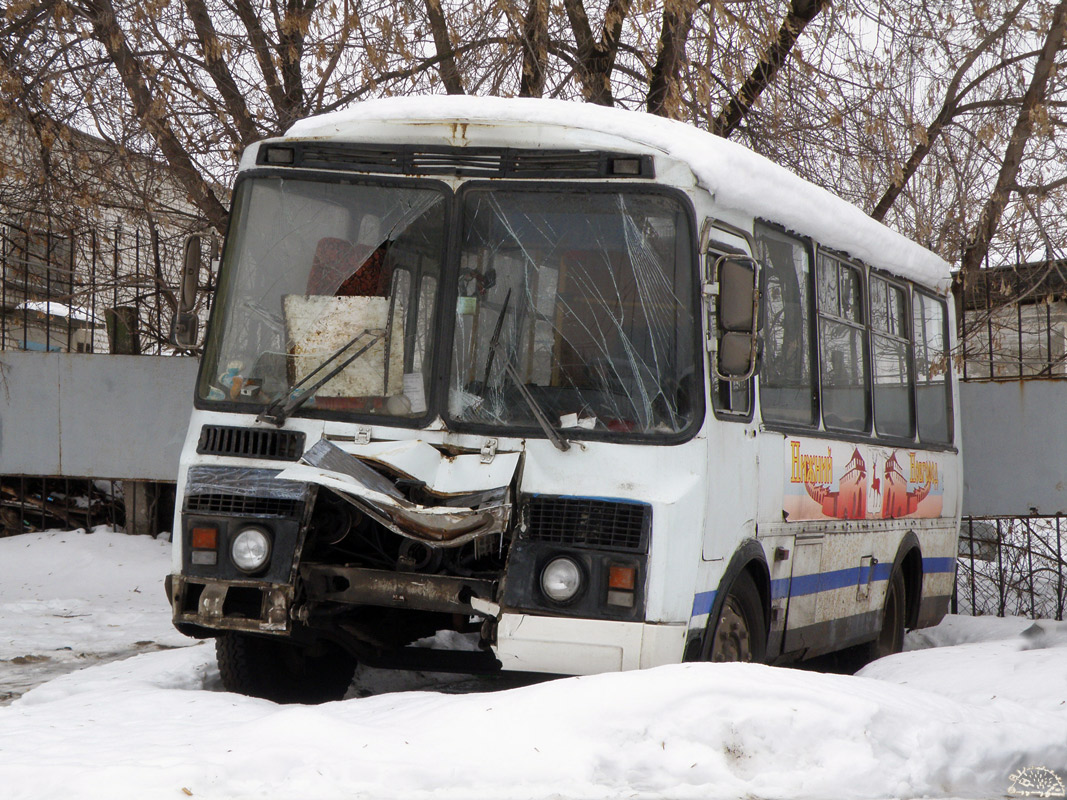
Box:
277 439 515 547
326 438 522 494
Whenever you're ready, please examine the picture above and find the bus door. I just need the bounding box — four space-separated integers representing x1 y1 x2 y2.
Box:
700 227 766 620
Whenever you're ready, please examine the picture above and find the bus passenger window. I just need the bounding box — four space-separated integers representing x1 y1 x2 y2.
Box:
914 291 952 444
817 255 869 432
756 226 815 426
870 277 914 438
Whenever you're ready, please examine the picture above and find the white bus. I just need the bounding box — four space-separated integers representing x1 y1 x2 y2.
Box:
167 97 960 702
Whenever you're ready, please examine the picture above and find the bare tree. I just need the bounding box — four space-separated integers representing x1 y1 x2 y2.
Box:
960 1 1067 282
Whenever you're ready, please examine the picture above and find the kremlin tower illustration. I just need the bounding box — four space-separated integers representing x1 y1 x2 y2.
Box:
804 449 932 520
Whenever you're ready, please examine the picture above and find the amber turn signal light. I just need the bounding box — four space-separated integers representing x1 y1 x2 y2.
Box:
608 564 636 591
191 527 218 550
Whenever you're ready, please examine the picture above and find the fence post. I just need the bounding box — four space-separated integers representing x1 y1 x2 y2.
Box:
1058 515 1064 621
996 519 1006 616
1025 518 1036 619
968 517 976 614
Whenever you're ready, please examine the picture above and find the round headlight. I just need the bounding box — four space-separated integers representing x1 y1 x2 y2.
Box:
540 556 583 603
231 527 271 573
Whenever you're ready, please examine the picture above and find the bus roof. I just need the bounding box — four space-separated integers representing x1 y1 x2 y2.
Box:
283 96 952 291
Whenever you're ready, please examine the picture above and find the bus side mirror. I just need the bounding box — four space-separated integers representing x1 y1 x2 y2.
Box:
712 255 761 380
171 235 203 347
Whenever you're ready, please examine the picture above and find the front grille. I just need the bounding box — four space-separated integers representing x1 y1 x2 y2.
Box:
300 146 404 173
525 496 649 552
261 143 655 180
197 426 305 461
185 493 303 518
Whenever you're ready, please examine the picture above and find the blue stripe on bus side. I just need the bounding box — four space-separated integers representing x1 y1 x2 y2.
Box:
691 590 716 617
691 556 958 617
922 557 957 574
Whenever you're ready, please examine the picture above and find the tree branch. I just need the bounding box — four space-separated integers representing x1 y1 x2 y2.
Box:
231 0 288 129
75 0 228 230
424 0 465 94
182 0 259 148
870 0 1029 221
960 0 1067 281
711 0 829 138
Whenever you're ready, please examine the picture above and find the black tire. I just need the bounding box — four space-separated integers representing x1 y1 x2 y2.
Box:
215 631 357 704
706 570 767 663
868 568 906 662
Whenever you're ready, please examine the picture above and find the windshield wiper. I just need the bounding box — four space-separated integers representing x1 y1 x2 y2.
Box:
490 337 570 452
478 289 568 451
257 328 385 427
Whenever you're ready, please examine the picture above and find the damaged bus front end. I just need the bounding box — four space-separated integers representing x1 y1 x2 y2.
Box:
167 106 701 702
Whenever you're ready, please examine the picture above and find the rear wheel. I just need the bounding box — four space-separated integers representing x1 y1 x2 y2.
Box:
707 571 767 663
216 631 357 704
868 568 906 661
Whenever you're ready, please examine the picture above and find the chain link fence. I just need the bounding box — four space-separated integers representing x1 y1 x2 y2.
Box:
956 516 1066 620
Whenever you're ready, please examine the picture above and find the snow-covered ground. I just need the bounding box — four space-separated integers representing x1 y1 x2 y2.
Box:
1 529 1065 800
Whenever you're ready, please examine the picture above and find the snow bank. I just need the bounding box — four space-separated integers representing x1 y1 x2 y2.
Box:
1 529 1065 800
4 643 1066 800
0 528 190 702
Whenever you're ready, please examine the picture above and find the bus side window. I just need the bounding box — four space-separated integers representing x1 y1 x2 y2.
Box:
913 291 953 444
870 276 914 438
817 255 870 432
756 226 816 426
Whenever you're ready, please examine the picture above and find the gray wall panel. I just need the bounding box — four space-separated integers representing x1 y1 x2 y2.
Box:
0 352 198 480
0 353 62 475
960 380 1067 517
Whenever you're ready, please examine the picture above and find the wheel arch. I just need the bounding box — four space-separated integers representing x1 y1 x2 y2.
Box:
695 539 771 661
891 532 923 630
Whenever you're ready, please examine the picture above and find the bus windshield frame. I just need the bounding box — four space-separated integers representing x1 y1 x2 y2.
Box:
196 170 704 444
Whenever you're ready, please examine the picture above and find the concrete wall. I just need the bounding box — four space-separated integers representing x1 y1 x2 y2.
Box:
960 379 1067 517
0 352 198 480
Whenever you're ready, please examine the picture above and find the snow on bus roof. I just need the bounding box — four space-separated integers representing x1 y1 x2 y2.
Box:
286 96 952 290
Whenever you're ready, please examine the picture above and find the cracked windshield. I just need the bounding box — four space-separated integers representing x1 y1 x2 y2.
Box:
449 189 697 437
198 176 446 419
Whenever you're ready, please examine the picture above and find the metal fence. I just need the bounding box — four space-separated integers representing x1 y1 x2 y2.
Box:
0 477 125 536
958 260 1067 381
0 217 211 356
956 516 1066 620
1 216 198 536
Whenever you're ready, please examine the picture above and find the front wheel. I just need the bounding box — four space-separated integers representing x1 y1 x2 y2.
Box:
706 570 767 663
215 631 357 704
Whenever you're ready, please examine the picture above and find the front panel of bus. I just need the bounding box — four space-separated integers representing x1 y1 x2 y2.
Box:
168 143 713 674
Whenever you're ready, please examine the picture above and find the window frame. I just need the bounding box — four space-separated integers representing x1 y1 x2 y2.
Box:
439 179 707 446
192 168 453 428
706 238 755 423
815 250 872 434
752 225 956 452
754 221 819 429
912 287 955 447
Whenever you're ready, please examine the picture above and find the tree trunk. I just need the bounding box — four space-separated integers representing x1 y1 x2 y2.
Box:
519 0 549 98
711 0 829 138
646 0 697 118
425 0 465 94
563 0 632 106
